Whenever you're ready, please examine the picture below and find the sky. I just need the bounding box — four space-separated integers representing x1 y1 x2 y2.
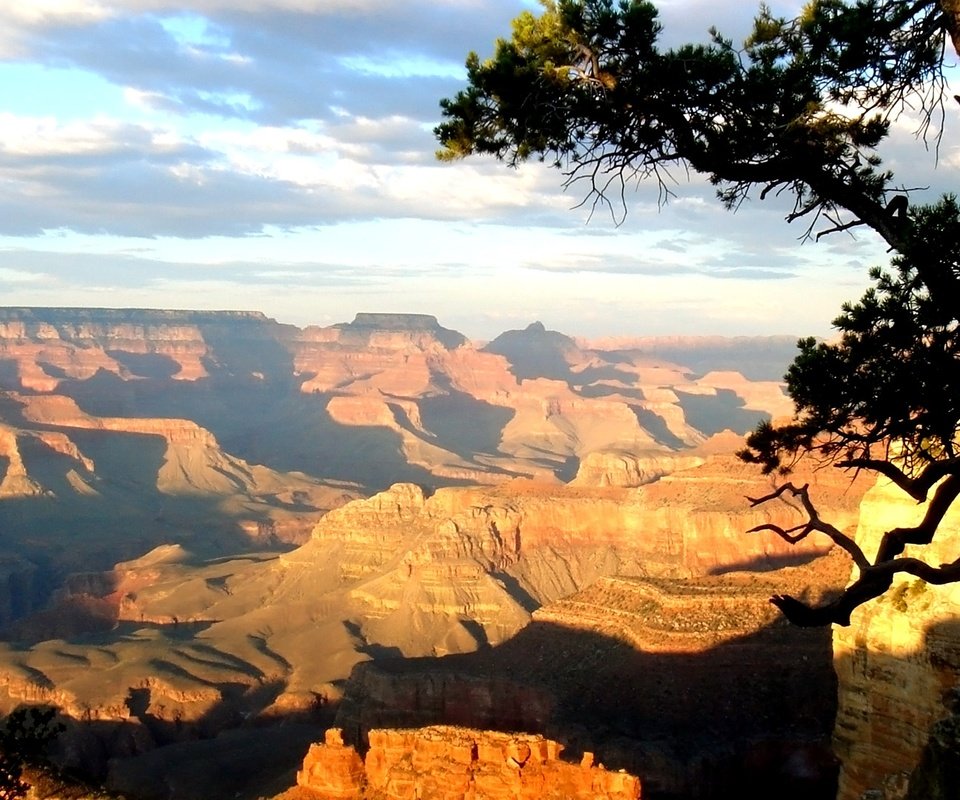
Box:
0 0 956 340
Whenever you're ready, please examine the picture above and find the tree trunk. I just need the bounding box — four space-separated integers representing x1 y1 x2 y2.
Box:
940 0 960 57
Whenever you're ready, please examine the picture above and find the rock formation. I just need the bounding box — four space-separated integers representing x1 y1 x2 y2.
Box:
291 726 641 800
0 307 283 387
483 321 585 382
0 449 868 799
295 729 365 800
832 476 960 800
570 450 705 487
310 457 867 606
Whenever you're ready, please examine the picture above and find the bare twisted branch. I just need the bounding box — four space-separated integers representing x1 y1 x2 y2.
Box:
748 475 960 626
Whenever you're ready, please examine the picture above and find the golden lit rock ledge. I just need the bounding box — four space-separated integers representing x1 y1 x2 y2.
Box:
284 726 641 800
833 475 960 800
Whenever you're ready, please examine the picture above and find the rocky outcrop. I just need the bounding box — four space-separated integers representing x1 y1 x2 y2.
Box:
832 475 960 800
693 370 793 419
294 727 640 800
0 425 47 497
15 393 217 446
333 312 467 350
570 449 705 487
533 574 786 650
314 457 867 599
6 392 351 509
483 321 584 382
296 729 365 799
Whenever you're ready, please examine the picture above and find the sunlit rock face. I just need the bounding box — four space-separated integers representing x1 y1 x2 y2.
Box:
312 455 865 602
289 726 641 800
569 449 705 487
0 307 283 387
833 477 960 800
0 307 879 798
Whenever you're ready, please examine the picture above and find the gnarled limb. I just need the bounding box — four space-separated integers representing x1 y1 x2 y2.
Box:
747 482 870 571
749 476 960 626
771 578 893 627
836 456 960 502
773 554 960 627
875 473 960 560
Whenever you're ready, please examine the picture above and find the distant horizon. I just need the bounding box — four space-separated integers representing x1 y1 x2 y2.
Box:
0 303 810 345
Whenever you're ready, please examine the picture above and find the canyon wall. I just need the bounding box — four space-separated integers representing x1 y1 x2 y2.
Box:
0 307 284 387
313 454 866 601
833 477 960 800
0 307 796 495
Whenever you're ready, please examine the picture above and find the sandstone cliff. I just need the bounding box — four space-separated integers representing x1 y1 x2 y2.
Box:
290 726 640 800
833 476 960 800
0 307 282 387
0 307 861 799
0 453 866 799
310 457 866 605
0 424 49 497
570 450 705 487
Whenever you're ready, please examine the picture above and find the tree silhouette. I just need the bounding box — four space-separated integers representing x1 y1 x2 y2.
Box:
437 0 960 625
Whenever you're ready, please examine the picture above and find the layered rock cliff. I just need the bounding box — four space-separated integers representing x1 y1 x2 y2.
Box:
0 307 282 386
0 450 866 797
310 456 866 606
833 476 960 800
0 307 858 799
289 726 641 800
570 450 705 487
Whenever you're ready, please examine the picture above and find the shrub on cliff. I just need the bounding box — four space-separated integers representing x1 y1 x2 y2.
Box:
437 0 960 625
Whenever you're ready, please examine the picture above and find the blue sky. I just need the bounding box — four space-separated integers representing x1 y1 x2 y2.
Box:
0 0 955 340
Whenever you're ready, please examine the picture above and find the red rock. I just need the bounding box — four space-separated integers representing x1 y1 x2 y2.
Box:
294 727 641 800
296 729 365 800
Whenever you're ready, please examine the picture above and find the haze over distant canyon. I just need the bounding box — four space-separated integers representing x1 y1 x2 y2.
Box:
0 307 955 800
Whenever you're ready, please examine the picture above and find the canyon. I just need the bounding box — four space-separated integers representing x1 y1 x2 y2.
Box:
0 307 951 799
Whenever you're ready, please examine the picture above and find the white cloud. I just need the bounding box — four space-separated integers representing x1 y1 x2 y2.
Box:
0 266 49 283
0 113 184 157
0 0 952 336
2 2 112 24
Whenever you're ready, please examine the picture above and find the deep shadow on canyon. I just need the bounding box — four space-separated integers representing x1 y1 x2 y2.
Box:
57 369 480 492
13 610 850 800
333 618 839 800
